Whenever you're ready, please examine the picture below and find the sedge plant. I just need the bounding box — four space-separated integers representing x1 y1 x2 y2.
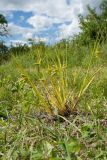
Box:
16 37 102 117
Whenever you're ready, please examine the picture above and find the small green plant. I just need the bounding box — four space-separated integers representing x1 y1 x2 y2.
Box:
16 40 102 118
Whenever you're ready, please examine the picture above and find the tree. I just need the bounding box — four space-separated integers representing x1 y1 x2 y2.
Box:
0 41 8 54
79 0 107 44
0 14 8 63
0 14 8 37
0 41 9 64
100 0 107 17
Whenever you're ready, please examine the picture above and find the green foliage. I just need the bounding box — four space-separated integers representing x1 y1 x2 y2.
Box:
0 41 10 64
0 14 8 64
9 44 30 56
0 14 8 37
79 1 107 44
0 14 7 24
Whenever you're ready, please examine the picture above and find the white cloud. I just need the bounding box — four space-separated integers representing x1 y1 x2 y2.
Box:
34 37 48 43
27 15 53 31
8 23 35 39
0 0 102 41
11 40 27 45
0 0 102 18
59 18 81 39
5 40 27 46
7 23 48 44
24 32 33 40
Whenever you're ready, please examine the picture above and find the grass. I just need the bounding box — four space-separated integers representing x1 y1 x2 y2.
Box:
0 39 107 159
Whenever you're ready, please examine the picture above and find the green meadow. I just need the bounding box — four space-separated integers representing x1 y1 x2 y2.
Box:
0 1 107 159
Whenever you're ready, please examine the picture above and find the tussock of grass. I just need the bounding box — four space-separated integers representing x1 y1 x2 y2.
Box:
0 38 107 159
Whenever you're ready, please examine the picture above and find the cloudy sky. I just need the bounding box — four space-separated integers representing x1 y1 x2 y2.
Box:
0 0 102 44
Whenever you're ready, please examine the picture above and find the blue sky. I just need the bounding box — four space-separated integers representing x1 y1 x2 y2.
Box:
0 0 102 45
